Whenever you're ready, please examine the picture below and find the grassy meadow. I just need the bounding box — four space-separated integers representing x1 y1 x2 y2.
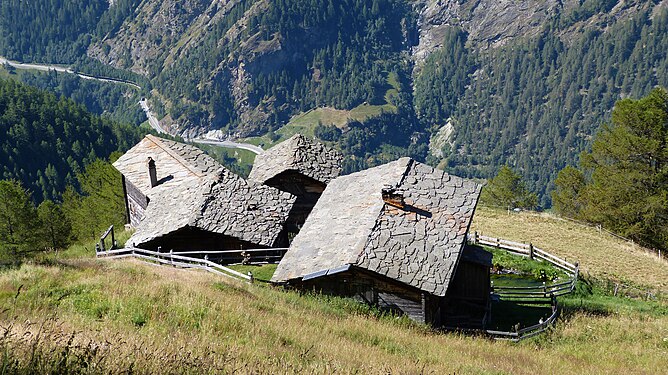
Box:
0 209 667 373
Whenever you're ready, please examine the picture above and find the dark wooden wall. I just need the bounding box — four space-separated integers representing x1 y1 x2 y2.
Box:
296 268 427 323
139 227 267 255
291 256 491 329
123 176 148 227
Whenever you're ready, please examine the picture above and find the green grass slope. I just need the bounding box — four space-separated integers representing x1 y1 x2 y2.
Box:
0 209 666 373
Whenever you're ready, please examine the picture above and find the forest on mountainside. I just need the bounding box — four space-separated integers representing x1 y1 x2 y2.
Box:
0 78 144 203
1 0 667 206
416 8 668 205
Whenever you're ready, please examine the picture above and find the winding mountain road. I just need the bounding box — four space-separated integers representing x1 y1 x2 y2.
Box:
1 56 263 154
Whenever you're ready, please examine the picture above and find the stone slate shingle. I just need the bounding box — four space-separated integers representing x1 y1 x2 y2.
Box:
271 157 482 296
113 134 221 198
127 167 296 249
248 134 343 185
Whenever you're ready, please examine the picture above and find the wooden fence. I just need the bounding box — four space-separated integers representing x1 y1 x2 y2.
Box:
485 297 560 342
469 232 579 302
468 232 579 341
96 247 254 283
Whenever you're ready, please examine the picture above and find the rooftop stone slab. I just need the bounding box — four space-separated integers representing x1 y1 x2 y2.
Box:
272 157 482 296
113 135 222 198
248 134 343 185
128 167 296 249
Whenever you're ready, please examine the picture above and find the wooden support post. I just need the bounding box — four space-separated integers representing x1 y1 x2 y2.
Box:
529 243 534 260
542 282 547 298
495 237 500 248
110 226 115 250
248 272 254 283
474 231 478 244
170 249 173 266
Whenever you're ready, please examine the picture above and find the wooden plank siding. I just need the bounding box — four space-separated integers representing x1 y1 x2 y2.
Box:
293 259 490 328
123 176 149 227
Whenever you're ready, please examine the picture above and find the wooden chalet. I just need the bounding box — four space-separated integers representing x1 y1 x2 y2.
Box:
248 134 342 235
272 157 491 328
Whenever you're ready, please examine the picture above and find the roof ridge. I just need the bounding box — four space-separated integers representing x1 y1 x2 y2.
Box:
145 134 206 178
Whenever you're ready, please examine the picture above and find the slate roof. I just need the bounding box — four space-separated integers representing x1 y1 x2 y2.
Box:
248 134 343 185
113 135 221 197
127 167 296 249
271 157 482 296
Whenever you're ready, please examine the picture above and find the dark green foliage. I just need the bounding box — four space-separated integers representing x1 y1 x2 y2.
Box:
480 165 538 209
422 8 668 205
414 28 472 129
37 200 72 251
0 180 38 260
0 78 144 202
556 88 668 251
63 157 127 242
551 166 586 219
17 69 145 125
314 124 342 141
0 0 108 62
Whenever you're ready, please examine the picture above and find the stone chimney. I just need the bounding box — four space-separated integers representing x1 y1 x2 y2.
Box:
381 185 405 209
147 157 158 188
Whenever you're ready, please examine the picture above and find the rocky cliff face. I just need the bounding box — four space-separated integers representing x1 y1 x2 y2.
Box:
413 0 660 65
413 0 562 64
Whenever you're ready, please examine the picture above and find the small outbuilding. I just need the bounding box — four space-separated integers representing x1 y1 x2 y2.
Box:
272 157 491 328
248 134 342 234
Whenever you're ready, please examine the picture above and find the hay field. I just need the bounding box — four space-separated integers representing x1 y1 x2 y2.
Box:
472 207 668 293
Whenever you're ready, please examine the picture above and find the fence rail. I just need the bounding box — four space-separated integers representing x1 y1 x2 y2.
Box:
468 233 579 341
485 297 559 342
96 247 253 283
469 232 579 303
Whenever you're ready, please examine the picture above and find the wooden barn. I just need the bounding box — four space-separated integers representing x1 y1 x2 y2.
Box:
272 157 491 328
248 134 342 236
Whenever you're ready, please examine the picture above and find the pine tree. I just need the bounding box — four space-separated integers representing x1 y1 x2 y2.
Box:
480 165 538 210
0 180 39 259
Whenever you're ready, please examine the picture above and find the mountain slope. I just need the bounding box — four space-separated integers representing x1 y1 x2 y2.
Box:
0 78 143 202
1 0 668 204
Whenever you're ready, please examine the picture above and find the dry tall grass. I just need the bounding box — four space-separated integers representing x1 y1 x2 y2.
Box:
472 207 668 293
1 256 667 374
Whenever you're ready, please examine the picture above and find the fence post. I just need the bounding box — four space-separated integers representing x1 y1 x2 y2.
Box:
474 231 478 244
170 249 173 266
529 243 534 260
248 272 254 283
496 237 500 248
110 226 115 250
542 282 547 298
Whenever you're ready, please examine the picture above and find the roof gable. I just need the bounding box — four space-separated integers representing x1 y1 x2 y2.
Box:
113 135 221 197
248 134 342 185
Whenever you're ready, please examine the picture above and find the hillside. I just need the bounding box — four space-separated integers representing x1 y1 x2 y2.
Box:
472 207 668 293
0 208 666 373
0 77 144 202
2 0 668 204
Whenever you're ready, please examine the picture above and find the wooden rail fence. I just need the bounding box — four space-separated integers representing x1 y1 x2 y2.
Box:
469 232 579 302
468 232 579 341
96 246 254 283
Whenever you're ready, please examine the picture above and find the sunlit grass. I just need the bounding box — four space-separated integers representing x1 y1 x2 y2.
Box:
0 213 666 373
472 206 668 293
